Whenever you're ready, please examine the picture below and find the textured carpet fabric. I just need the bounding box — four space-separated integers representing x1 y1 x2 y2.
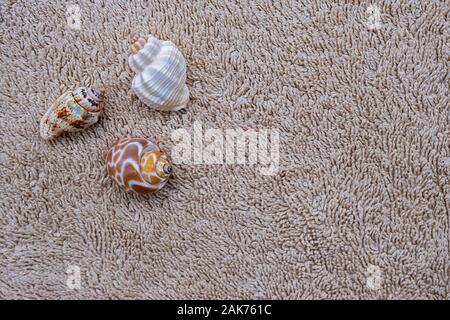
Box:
0 0 449 299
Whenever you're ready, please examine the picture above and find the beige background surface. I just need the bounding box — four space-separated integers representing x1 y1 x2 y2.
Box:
0 0 449 299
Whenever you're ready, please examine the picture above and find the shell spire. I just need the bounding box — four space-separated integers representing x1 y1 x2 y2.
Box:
130 34 148 55
128 35 189 111
40 87 104 140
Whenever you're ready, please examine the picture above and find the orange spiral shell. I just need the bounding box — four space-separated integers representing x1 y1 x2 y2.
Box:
105 137 172 194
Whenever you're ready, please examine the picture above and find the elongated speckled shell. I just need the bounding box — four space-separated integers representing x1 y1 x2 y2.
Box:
106 137 173 194
128 35 189 111
40 87 104 140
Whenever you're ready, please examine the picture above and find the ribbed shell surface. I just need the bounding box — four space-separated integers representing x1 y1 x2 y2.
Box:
128 36 189 111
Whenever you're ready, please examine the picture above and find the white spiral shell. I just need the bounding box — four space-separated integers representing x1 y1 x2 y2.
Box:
128 35 189 111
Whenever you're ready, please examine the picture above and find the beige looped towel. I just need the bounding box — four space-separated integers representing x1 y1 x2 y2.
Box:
0 0 448 299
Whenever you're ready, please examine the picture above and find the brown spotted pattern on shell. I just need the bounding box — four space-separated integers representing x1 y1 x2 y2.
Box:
40 87 104 140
